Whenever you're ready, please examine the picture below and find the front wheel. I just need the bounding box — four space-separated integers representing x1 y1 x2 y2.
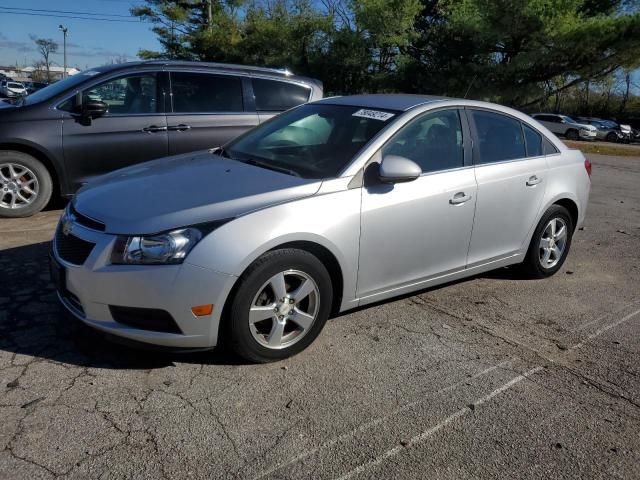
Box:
0 151 53 218
605 132 618 143
565 129 579 141
521 205 574 278
228 249 333 363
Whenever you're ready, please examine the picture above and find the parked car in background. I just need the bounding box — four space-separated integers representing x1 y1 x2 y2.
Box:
24 81 48 95
0 60 323 217
531 113 597 141
0 80 28 98
51 95 591 361
572 117 625 143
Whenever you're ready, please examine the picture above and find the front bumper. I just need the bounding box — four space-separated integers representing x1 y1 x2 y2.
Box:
51 222 237 349
579 130 597 140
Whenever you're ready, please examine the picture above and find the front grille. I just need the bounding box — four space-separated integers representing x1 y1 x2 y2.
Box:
109 306 183 334
55 227 96 265
70 204 106 232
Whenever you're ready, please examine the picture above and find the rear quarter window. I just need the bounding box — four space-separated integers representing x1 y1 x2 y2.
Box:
252 78 311 112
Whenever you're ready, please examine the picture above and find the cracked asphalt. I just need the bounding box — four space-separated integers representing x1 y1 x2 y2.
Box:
1 153 639 479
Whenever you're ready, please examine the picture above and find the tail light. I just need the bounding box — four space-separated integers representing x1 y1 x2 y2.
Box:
584 159 592 177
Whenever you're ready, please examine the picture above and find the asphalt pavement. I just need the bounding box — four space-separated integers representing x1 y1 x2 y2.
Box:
1 153 639 479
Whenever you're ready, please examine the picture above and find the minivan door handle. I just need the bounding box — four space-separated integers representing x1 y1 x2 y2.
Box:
449 192 473 205
526 175 542 186
142 125 168 133
168 124 192 131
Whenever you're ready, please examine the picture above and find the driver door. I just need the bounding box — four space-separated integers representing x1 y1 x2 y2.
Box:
61 71 168 192
357 108 477 300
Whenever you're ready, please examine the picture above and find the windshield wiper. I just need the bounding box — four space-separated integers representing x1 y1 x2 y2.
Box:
236 156 301 177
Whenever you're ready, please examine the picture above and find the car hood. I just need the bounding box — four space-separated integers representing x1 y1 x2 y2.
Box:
73 150 322 235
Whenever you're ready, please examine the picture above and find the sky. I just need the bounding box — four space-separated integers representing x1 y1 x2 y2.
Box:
0 0 160 69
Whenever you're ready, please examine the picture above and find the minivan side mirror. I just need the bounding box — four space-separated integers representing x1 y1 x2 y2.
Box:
82 100 109 119
378 155 422 183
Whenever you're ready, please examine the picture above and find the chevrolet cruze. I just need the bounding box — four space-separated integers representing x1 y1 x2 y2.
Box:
51 95 591 362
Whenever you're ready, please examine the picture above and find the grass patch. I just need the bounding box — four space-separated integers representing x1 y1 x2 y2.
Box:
564 140 640 157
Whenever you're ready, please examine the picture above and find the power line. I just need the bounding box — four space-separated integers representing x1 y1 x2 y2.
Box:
0 6 134 18
0 9 146 24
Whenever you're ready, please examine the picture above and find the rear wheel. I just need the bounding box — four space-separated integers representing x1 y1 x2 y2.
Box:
521 205 574 278
565 129 579 141
605 132 618 143
228 248 333 363
0 151 52 218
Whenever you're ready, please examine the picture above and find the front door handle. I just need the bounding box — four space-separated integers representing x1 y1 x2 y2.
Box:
142 125 168 133
526 175 542 186
449 192 473 205
168 124 192 131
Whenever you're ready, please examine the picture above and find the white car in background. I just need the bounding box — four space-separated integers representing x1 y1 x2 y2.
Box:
0 80 28 98
531 113 597 141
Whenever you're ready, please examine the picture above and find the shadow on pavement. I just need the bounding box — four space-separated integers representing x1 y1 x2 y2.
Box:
0 241 245 370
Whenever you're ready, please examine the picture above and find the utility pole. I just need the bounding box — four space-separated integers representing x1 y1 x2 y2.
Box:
208 0 213 31
58 25 68 79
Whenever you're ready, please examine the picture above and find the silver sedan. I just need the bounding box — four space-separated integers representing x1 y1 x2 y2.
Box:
51 95 591 362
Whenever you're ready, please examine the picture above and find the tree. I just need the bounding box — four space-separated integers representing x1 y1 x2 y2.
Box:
30 36 58 83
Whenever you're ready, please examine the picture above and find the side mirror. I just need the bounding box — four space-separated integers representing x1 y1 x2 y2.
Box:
378 155 422 183
82 100 108 119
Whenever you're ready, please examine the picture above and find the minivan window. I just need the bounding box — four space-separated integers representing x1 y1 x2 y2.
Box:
252 78 311 111
171 72 243 113
471 110 526 164
523 124 543 157
78 73 158 114
383 109 464 173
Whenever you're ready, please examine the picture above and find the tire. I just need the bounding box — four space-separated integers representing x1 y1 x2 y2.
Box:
605 132 618 143
565 129 579 141
228 248 333 363
0 151 53 218
521 205 574 278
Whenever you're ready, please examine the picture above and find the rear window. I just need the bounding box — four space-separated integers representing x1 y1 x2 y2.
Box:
252 78 311 112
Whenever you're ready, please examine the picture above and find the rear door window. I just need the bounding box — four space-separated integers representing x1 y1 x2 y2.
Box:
470 110 526 164
170 72 243 113
252 78 311 112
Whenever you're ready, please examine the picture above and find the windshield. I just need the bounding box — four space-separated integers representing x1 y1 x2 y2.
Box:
22 72 92 105
226 104 398 179
8 82 23 89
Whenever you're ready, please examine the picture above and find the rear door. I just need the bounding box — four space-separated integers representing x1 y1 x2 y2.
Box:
166 71 258 155
252 77 313 124
465 109 547 266
61 71 168 191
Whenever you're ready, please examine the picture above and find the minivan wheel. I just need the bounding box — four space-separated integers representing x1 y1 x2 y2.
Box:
565 129 579 141
0 151 52 218
521 205 574 278
228 248 333 363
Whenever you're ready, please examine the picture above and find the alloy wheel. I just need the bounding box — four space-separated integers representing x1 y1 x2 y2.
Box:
248 270 320 349
539 217 568 269
0 162 39 210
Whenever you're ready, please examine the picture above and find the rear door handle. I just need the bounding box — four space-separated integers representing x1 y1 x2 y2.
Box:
168 124 192 131
142 125 168 133
526 175 542 186
449 192 473 205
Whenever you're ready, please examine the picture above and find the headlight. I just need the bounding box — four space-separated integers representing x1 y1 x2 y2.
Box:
110 220 230 265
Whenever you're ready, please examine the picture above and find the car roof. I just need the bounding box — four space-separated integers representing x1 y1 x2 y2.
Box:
314 94 450 111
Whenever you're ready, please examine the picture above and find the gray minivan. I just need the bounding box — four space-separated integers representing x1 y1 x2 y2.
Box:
0 61 322 217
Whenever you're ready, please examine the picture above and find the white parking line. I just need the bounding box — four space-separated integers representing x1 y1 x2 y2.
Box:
577 299 640 331
336 367 544 480
252 360 512 480
335 307 640 480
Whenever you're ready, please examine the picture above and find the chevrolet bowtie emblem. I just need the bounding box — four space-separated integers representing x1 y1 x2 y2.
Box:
62 213 75 236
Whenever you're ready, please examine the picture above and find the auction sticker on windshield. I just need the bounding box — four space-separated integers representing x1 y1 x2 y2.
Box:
352 109 395 121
